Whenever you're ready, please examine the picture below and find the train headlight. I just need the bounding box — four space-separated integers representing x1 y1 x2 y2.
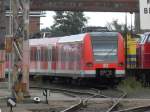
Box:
33 97 41 104
118 62 124 67
86 62 93 67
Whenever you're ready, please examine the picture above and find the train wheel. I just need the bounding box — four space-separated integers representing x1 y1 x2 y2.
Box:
49 77 54 83
65 78 72 84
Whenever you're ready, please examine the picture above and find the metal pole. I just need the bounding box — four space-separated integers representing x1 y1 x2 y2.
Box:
8 0 13 91
22 0 30 94
130 13 133 33
11 0 30 100
125 13 128 75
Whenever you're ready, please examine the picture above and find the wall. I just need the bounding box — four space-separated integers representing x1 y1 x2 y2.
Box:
5 16 40 36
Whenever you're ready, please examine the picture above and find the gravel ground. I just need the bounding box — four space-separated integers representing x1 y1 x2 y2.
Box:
1 80 150 112
0 99 78 112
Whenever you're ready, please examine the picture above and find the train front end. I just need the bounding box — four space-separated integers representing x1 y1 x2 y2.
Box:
82 32 125 79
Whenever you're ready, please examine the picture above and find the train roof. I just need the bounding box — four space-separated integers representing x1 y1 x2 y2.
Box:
29 32 119 45
29 38 58 46
89 32 118 37
58 32 118 43
58 33 86 43
144 32 150 35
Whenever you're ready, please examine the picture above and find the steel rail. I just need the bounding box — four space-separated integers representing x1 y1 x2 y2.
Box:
106 89 127 112
90 88 113 98
60 99 83 112
30 86 97 96
91 88 127 112
113 105 150 112
61 93 99 112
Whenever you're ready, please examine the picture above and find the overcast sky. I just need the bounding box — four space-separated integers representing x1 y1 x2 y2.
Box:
40 11 135 29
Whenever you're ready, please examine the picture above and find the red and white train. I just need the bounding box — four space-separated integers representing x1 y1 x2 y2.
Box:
6 32 125 81
136 32 150 83
137 32 150 69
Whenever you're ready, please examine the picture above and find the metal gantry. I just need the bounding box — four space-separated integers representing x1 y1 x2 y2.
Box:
11 0 30 100
30 0 139 12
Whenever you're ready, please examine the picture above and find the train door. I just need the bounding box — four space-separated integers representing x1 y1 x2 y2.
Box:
51 46 58 73
30 47 37 73
37 46 41 73
48 45 52 74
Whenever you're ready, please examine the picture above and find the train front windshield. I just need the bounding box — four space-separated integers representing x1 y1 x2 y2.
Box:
90 32 118 62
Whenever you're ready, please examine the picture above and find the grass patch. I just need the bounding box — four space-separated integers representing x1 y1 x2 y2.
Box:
118 77 143 94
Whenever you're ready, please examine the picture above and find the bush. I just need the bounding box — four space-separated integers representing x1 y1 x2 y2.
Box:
118 77 143 93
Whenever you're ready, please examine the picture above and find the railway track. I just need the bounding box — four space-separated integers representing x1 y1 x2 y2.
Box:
106 89 127 112
74 88 127 112
30 85 127 112
30 82 150 112
31 86 99 111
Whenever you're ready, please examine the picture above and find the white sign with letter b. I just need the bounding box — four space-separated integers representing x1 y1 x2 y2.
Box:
139 0 150 29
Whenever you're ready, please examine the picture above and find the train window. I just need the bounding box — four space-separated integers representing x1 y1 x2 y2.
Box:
45 48 48 61
61 47 64 62
6 53 9 61
41 47 47 61
71 48 75 62
147 35 150 43
35 48 38 61
58 47 61 62
30 48 36 61
36 49 40 61
52 47 54 61
140 35 149 44
48 48 51 61
64 50 67 62
68 46 72 62
59 47 61 62
30 49 33 61
63 45 68 62
91 35 118 62
138 35 145 44
41 48 43 61
52 47 56 61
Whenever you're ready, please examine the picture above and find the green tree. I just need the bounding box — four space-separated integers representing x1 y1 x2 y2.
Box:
41 27 51 32
50 11 87 37
106 19 125 32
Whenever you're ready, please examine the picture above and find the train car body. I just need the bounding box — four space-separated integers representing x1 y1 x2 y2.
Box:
5 32 125 81
137 32 150 69
5 32 150 84
56 32 125 79
28 32 125 79
127 34 138 68
29 38 59 75
133 32 150 84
